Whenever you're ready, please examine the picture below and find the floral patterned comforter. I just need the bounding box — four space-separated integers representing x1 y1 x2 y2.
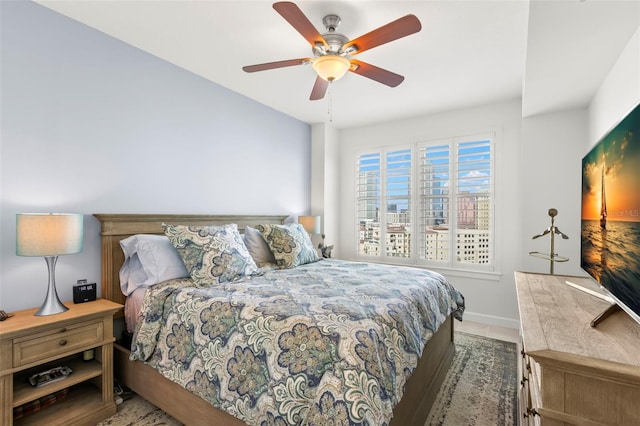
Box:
131 259 465 426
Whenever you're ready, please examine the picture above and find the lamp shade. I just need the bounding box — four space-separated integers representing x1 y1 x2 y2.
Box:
299 215 321 235
16 213 83 256
312 55 350 82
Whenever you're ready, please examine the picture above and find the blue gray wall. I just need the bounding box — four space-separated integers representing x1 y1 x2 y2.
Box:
1 1 311 311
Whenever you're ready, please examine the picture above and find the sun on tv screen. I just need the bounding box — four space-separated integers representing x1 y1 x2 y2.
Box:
581 102 640 326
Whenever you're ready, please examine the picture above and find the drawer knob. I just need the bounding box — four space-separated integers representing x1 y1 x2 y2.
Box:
59 339 67 346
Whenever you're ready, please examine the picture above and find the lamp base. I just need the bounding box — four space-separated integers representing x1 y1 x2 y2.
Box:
34 256 69 316
35 298 69 316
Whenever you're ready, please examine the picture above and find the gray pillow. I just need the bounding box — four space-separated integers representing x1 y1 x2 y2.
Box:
244 226 276 264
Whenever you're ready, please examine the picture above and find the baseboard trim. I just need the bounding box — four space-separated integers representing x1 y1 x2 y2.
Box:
463 311 520 329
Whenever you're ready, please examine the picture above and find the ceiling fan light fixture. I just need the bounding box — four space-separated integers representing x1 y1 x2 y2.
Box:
312 55 350 82
244 2 422 101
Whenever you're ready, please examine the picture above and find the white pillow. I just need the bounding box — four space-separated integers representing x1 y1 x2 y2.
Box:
243 226 276 264
119 234 188 296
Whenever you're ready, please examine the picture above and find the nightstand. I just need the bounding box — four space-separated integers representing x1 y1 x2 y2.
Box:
0 299 122 425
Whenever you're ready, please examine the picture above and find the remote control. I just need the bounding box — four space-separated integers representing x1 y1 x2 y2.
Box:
29 366 73 387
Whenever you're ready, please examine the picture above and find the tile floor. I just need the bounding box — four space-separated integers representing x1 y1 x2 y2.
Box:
455 319 520 343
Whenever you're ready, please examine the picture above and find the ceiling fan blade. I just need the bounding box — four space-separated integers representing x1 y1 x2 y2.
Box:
310 76 329 100
273 2 328 49
343 15 421 55
349 59 404 87
243 58 310 73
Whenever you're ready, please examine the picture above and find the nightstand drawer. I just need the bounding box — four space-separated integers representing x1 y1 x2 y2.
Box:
13 319 104 367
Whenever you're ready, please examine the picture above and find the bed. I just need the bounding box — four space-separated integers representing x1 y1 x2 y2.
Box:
95 214 464 426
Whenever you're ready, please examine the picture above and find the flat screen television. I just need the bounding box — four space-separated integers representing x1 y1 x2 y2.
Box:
581 102 640 326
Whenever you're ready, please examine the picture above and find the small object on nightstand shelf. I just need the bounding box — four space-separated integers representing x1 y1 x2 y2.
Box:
13 388 70 421
29 366 73 387
82 349 95 361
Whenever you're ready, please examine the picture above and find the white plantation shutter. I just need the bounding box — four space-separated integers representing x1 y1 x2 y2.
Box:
356 153 381 256
455 138 492 266
419 142 450 263
385 149 412 258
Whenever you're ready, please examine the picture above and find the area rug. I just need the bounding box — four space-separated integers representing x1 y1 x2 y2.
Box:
97 332 517 426
425 332 518 426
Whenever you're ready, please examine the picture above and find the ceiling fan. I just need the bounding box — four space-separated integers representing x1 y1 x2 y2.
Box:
242 1 422 100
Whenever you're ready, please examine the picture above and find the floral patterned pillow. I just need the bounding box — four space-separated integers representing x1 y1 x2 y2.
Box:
254 223 319 269
163 223 258 286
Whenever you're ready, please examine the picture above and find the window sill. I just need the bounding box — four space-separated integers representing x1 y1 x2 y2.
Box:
348 256 503 282
423 265 502 282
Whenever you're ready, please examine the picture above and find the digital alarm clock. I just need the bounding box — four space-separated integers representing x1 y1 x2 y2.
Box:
73 279 96 304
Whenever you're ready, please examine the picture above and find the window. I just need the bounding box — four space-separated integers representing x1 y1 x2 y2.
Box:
356 134 494 271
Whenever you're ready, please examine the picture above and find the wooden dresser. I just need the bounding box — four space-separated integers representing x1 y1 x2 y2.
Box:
515 272 640 426
0 299 122 425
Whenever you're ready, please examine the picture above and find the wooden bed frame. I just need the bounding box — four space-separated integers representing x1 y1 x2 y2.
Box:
95 214 455 426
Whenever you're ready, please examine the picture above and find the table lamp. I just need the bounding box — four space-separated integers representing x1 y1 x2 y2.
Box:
16 213 84 316
298 215 321 235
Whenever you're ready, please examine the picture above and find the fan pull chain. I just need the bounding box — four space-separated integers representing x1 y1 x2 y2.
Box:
327 83 333 123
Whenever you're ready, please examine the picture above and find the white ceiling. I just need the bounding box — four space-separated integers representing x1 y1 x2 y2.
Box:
523 0 639 117
35 1 639 129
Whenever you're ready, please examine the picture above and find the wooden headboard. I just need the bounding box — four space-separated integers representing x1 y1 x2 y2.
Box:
93 214 288 308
